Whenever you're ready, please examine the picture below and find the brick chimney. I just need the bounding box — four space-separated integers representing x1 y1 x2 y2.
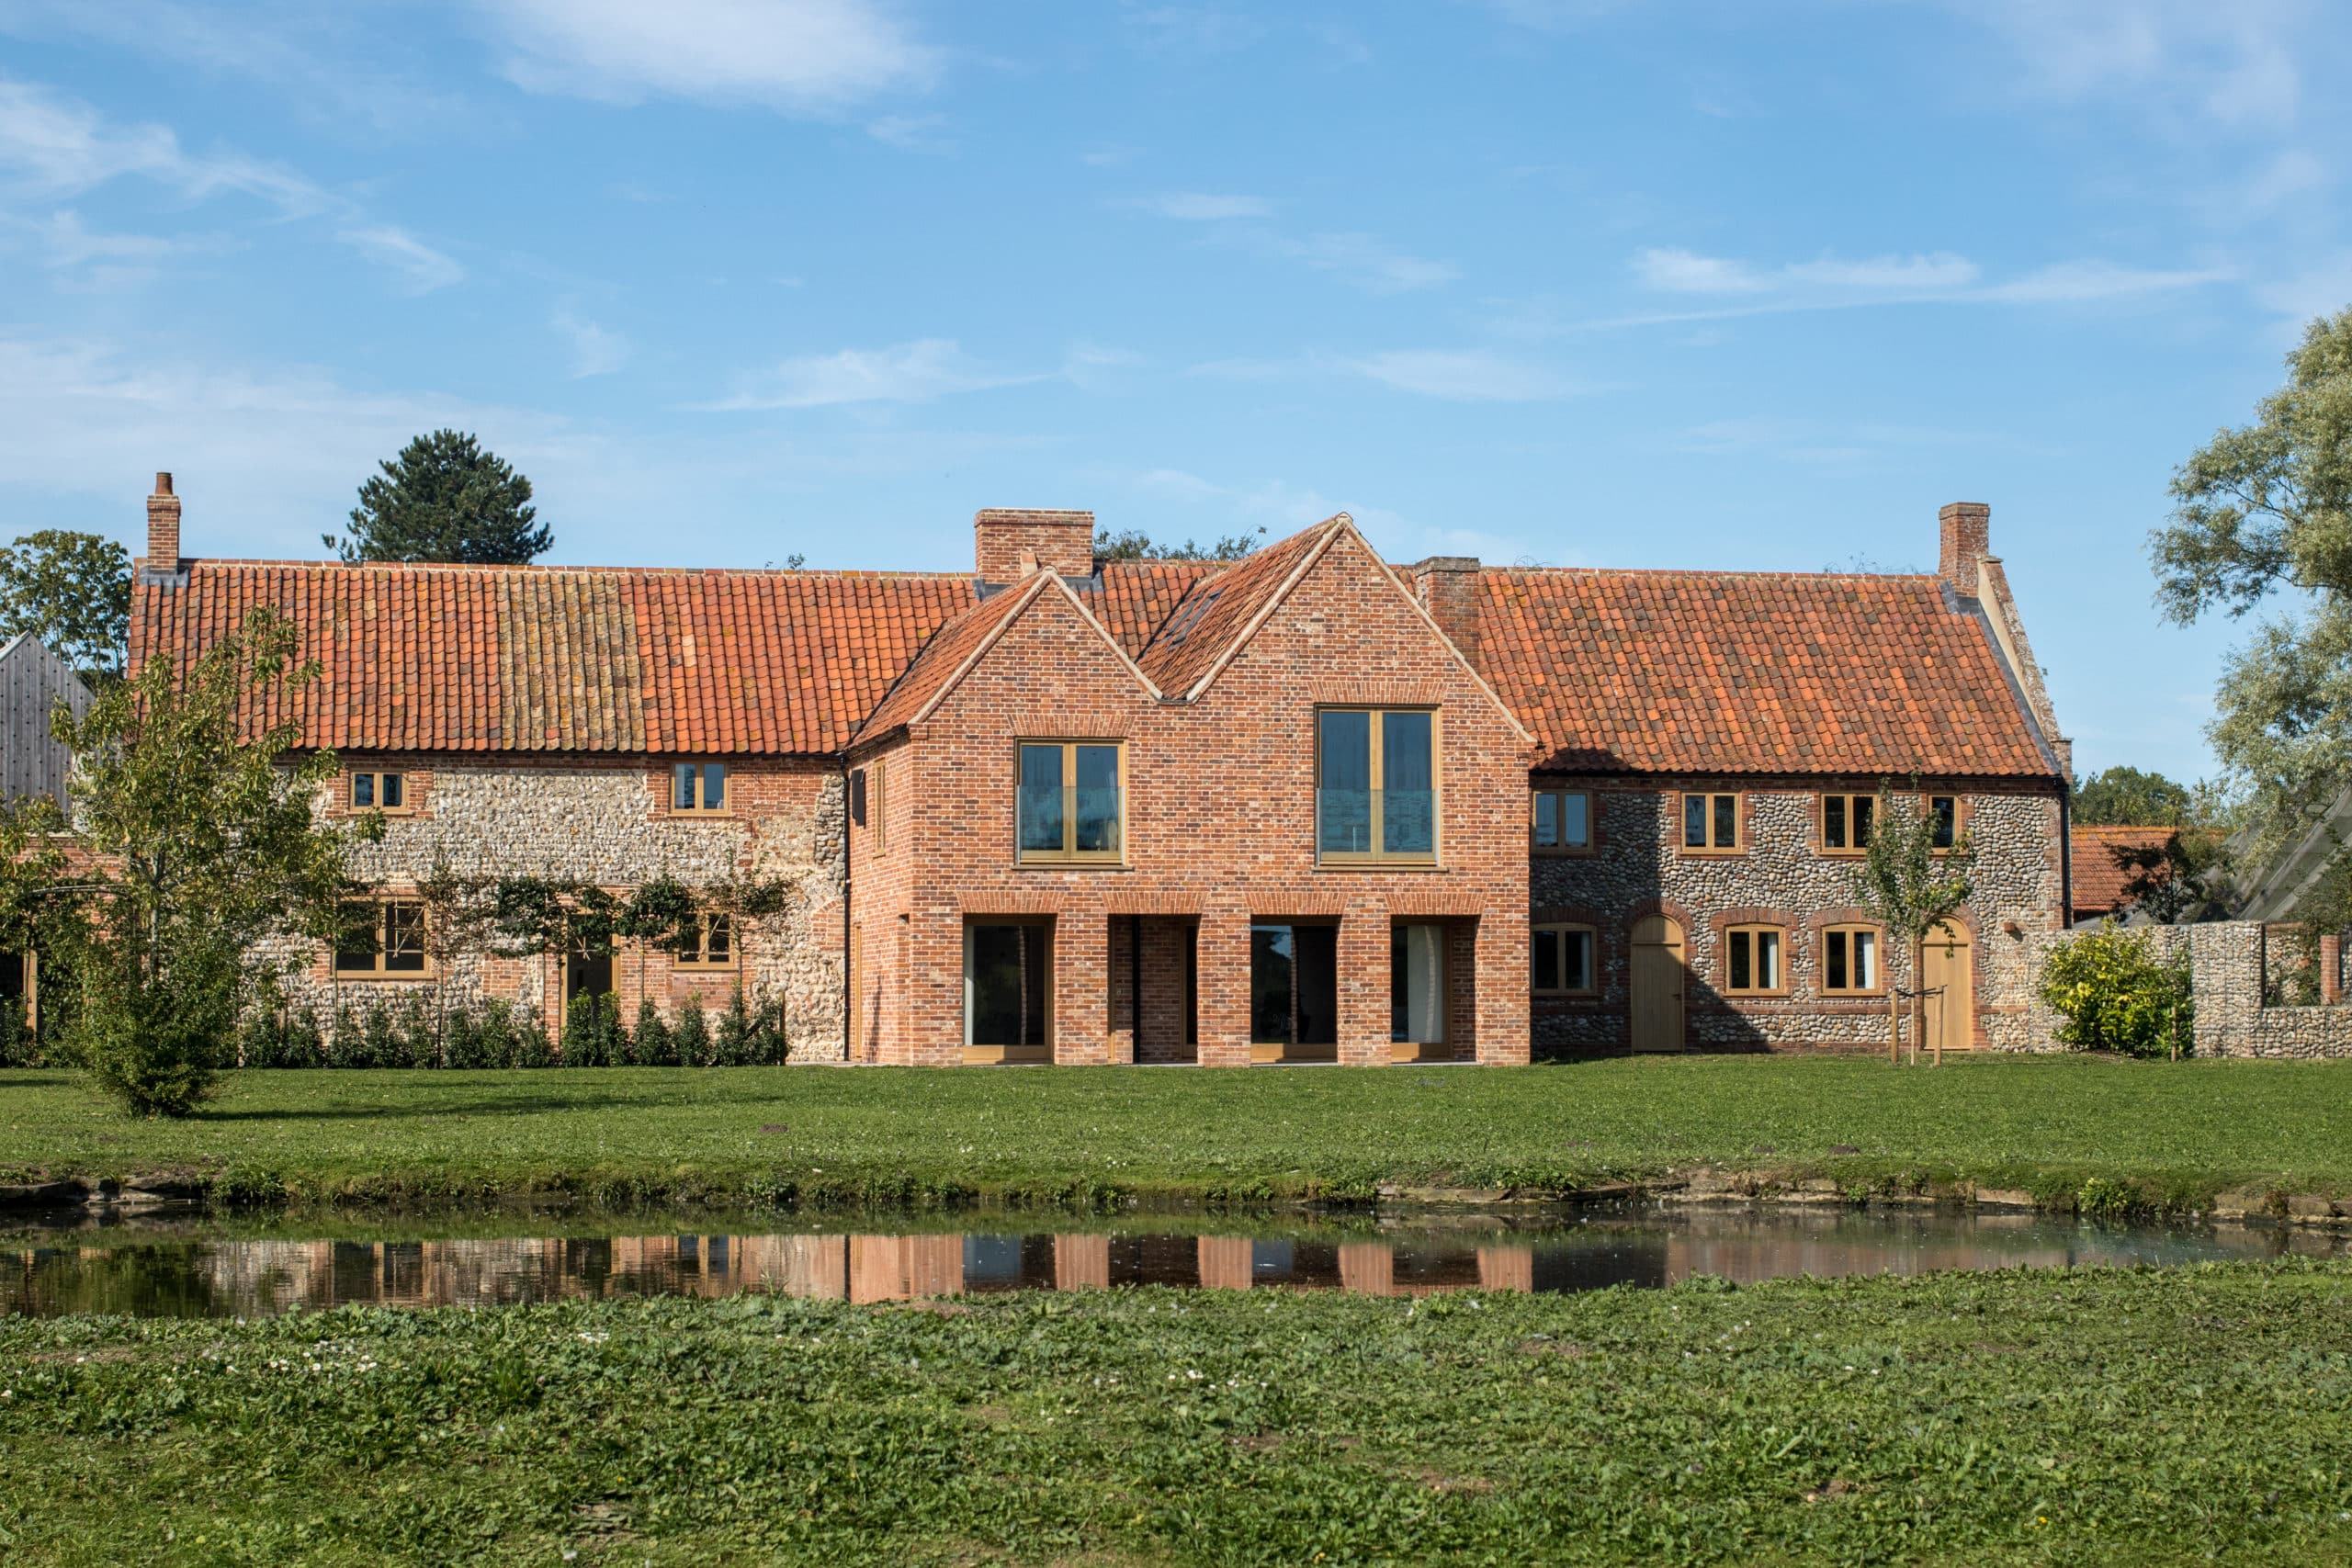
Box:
1407 556 1482 667
975 509 1095 582
1938 502 1990 597
145 471 182 568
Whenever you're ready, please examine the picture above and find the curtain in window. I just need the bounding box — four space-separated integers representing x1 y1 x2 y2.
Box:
1392 922 1444 1043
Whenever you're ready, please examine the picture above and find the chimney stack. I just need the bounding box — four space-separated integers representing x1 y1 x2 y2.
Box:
145 472 182 568
974 508 1095 582
1938 502 1990 597
1407 556 1483 668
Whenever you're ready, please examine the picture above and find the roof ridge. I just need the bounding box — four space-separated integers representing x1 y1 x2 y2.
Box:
170 558 979 581
1488 565 1941 583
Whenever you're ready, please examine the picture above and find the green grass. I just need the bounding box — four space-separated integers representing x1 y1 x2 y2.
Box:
2 1260 2348 1564
6 1055 2352 1213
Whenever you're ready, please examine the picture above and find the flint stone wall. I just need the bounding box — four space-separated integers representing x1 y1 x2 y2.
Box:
2027 919 2352 1059
1533 785 2063 1054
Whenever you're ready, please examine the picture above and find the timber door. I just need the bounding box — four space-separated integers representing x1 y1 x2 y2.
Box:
1920 923 1973 1054
1630 916 1685 1053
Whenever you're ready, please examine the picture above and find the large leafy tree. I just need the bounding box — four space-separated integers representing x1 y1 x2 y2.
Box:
1095 525 1265 561
2072 764 2194 827
0 530 130 682
327 429 550 565
11 607 379 1114
2152 306 2352 865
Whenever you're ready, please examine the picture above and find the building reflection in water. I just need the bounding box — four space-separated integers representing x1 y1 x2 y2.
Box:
6 1208 2335 1320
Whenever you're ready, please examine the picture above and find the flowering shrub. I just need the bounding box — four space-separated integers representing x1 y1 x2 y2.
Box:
2038 922 2194 1058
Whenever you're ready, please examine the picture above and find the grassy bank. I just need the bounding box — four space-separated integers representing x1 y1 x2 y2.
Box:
5 1055 2351 1214
1 1260 2347 1564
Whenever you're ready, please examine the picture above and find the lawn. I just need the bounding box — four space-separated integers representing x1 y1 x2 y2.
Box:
2 1259 2348 1564
5 1055 2351 1213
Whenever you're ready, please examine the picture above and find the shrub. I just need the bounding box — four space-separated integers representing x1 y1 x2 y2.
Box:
673 1003 712 1067
2038 923 2194 1058
72 942 240 1117
560 991 628 1067
631 998 675 1067
506 1007 553 1069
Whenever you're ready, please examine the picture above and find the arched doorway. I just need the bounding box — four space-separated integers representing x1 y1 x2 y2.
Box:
1630 915 1685 1053
1921 921 1973 1055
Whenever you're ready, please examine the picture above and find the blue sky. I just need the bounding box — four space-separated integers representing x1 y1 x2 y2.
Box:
3 1 2348 784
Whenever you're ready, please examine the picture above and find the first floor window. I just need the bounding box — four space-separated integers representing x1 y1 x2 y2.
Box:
1532 924 1595 996
675 914 735 969
1724 924 1782 995
966 922 1050 1048
350 771 406 812
1682 792 1740 852
1820 792 1874 853
1317 708 1436 863
1018 741 1123 862
1532 789 1591 852
1822 925 1881 994
1929 794 1960 849
336 900 427 976
672 761 728 813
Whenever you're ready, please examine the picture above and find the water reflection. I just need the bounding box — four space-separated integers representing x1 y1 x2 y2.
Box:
5 1208 2340 1320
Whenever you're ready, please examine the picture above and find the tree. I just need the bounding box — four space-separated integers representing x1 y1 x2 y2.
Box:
1095 526 1265 561
2072 765 2194 826
327 429 549 565
18 607 379 1114
0 530 130 682
2151 307 2352 866
1850 784 1977 1066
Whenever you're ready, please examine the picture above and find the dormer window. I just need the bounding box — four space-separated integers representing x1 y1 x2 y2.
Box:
672 761 728 814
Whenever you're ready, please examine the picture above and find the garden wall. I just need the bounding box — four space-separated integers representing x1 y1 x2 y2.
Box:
2026 920 2352 1058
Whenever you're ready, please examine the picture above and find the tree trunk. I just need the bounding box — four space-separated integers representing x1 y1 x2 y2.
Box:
1911 936 1925 1068
1888 976 1900 1066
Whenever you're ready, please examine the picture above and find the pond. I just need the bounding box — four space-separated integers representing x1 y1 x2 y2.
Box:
6 1203 2342 1319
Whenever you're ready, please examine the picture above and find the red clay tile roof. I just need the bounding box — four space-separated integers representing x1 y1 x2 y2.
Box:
1476 569 2057 777
1083 559 1225 659
854 574 1053 742
1135 518 1343 697
2070 825 2177 917
130 562 977 755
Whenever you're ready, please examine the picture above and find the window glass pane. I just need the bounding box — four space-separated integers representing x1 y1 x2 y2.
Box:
1018 745 1065 854
1250 924 1295 1043
673 762 697 811
385 904 426 972
1854 796 1874 846
1853 931 1876 989
1930 795 1956 848
352 773 374 809
1560 793 1589 848
1757 930 1781 990
1826 931 1848 990
1713 795 1736 848
1824 795 1845 850
1532 930 1559 993
1533 793 1558 847
702 762 726 811
1296 926 1338 1045
968 925 1032 1046
1564 930 1591 992
1728 931 1751 991
1379 712 1434 856
334 904 379 973
1683 794 1707 848
707 918 730 964
1317 712 1371 854
1074 745 1121 853
380 773 403 809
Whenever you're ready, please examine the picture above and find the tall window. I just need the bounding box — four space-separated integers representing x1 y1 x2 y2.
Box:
1532 924 1595 996
1682 793 1740 852
1822 925 1880 994
1251 922 1338 1050
1532 789 1591 853
1928 794 1960 850
1317 709 1436 864
966 921 1051 1054
1392 923 1446 1044
1017 742 1123 863
675 914 735 969
1820 793 1874 854
871 758 888 854
1724 924 1783 995
350 772 408 813
335 900 427 977
672 761 728 814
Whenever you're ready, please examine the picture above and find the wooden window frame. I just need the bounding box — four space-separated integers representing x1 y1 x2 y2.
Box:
1723 923 1787 997
1820 923 1883 997
669 761 730 816
1679 791 1743 855
334 898 431 979
1531 788 1594 856
1532 922 1598 998
963 915 1055 1064
871 757 888 855
1927 793 1966 852
348 771 412 815
1818 792 1876 856
673 913 738 971
1316 706 1442 868
1014 739 1126 865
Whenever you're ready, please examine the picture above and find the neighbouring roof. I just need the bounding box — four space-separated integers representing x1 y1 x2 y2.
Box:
2070 825 2177 918
1479 569 2056 777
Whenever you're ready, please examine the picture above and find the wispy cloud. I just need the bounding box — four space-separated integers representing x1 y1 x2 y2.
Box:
1343 349 1572 400
1636 247 1983 296
552 310 630 378
1617 245 2227 322
335 225 465 294
704 338 1042 411
1965 0 2309 130
1121 190 1455 294
5 209 233 289
865 112 954 153
481 0 936 113
1125 191 1273 221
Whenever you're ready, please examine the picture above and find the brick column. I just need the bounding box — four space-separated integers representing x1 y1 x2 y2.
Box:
1196 907 1252 1068
1054 911 1110 1065
1474 909 1532 1065
2324 934 2343 1005
1107 915 1137 1064
1337 905 1391 1066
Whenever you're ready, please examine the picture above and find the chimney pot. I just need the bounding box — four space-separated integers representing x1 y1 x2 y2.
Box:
154 471 174 496
1938 502 1990 597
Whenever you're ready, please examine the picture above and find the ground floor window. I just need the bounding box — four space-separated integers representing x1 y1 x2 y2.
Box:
1250 922 1337 1048
1822 925 1881 994
1724 924 1784 995
1391 923 1446 1043
966 921 1050 1050
336 900 428 976
1532 923 1595 996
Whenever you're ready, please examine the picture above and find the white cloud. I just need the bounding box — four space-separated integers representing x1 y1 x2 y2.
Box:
865 112 954 152
1272 231 1457 294
552 310 630 378
706 338 1040 411
1343 349 1572 401
1636 247 1980 297
1632 247 1767 295
1128 191 1273 221
1623 245 2227 317
334 226 464 294
1979 260 2232 304
6 209 233 288
1967 0 2310 130
481 0 934 112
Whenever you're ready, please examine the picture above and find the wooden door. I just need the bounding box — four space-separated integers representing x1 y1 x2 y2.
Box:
1920 922 1973 1054
1630 916 1685 1053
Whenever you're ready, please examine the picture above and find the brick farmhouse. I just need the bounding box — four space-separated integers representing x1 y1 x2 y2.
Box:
130 478 2073 1064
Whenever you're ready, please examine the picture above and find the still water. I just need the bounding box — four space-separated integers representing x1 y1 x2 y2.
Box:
6 1205 2340 1319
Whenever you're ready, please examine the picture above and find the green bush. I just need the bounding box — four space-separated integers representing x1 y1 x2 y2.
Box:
630 998 675 1067
560 992 627 1067
72 943 239 1116
2038 922 2195 1058
673 1003 712 1067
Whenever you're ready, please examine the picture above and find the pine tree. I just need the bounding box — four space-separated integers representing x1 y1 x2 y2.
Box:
328 430 550 565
